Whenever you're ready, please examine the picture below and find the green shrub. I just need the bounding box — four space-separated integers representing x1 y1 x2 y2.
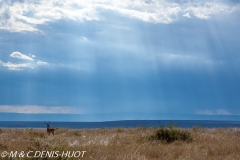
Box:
151 127 192 143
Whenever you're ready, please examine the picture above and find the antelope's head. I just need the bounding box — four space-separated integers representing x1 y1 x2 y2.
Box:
44 121 51 128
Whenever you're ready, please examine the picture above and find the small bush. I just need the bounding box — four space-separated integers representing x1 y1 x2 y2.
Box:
26 129 45 138
151 127 192 143
168 120 178 129
0 143 7 150
192 126 202 132
70 130 81 137
117 127 124 133
27 138 49 154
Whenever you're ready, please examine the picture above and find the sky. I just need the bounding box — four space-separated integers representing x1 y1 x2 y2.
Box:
0 0 240 121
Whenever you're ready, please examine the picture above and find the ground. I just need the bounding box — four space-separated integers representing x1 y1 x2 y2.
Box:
0 127 240 159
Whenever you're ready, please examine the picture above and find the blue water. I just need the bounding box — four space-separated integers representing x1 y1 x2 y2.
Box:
0 120 240 129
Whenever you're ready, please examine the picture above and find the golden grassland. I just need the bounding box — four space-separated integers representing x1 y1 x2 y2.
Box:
0 127 240 160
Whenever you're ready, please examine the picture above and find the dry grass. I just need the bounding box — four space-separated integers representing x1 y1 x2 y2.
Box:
0 127 240 159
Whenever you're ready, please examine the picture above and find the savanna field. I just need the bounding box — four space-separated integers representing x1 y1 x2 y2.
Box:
0 127 240 160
